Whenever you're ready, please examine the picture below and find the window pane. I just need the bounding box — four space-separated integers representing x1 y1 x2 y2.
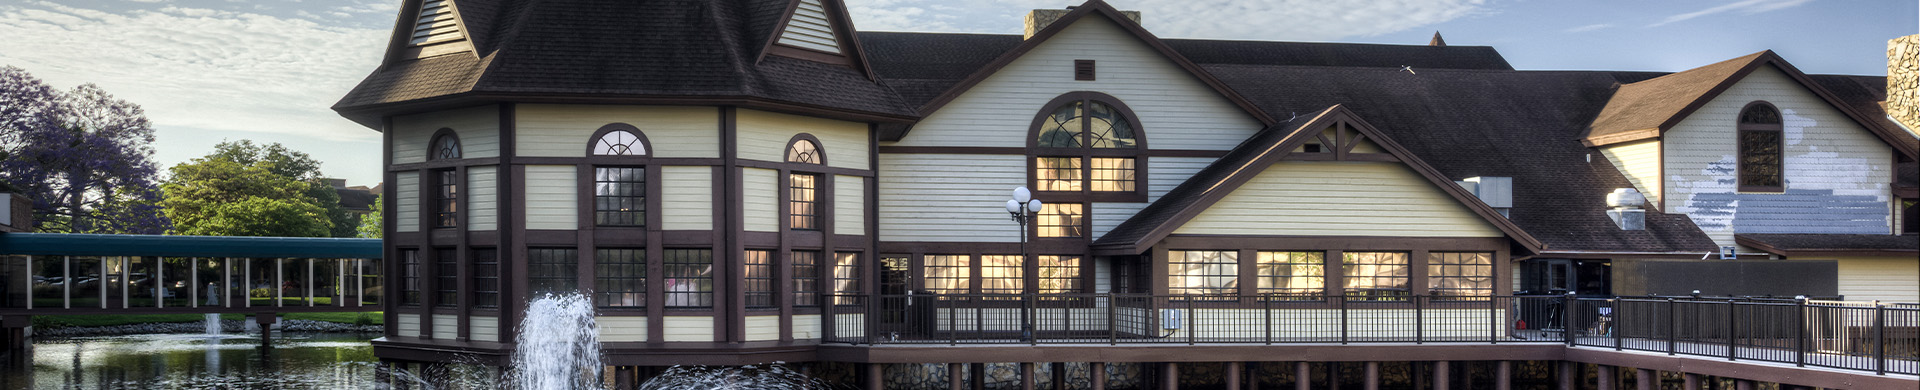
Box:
1037 256 1080 294
1035 157 1082 192
1168 251 1237 297
789 173 819 230
594 167 645 226
1038 203 1084 238
663 249 713 308
980 255 1024 296
434 135 461 160
791 251 819 306
399 250 421 306
1036 101 1083 148
435 170 459 228
787 140 822 164
833 252 860 305
1739 130 1782 189
923 255 970 295
1342 252 1409 301
1428 252 1493 299
593 130 646 156
528 249 579 296
744 250 773 308
1257 251 1323 300
471 249 499 309
1090 158 1135 192
1088 101 1137 148
434 248 458 307
594 249 646 308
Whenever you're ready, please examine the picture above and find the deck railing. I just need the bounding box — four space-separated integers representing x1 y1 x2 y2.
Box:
822 293 1919 375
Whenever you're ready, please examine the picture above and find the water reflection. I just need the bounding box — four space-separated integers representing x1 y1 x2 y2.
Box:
0 332 379 389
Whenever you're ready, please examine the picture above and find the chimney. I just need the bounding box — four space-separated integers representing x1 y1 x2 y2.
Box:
1606 188 1647 231
326 178 348 189
1889 35 1919 135
1456 177 1512 217
1025 7 1142 39
1429 31 1447 47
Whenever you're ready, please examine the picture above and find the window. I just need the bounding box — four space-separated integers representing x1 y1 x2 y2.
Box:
744 250 773 308
833 252 860 305
528 249 578 296
434 248 458 307
1037 256 1081 294
787 139 822 164
595 249 645 308
980 255 1024 296
1168 251 1237 296
1037 203 1084 238
432 170 458 228
923 255 970 295
1429 252 1494 299
471 248 499 309
791 251 820 306
1030 93 1143 197
1343 252 1409 301
399 249 421 306
430 131 461 160
593 129 647 156
789 173 819 230
594 167 645 226
1257 251 1324 300
1737 102 1784 192
663 249 713 308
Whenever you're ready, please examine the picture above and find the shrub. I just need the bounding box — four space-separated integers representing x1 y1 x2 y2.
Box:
250 288 273 298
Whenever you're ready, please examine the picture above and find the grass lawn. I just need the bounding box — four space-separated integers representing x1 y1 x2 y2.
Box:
32 312 382 328
284 312 384 326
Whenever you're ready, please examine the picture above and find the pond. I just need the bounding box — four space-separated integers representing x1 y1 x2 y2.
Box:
0 332 383 389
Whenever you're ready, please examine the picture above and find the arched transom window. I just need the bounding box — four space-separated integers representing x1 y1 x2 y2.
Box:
586 124 650 227
787 139 822 164
430 130 461 160
594 129 648 156
1029 92 1145 199
1737 101 1783 192
786 137 824 230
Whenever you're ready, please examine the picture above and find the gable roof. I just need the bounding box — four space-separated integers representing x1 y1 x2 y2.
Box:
1582 51 1919 160
1736 234 1919 257
751 0 878 79
1093 105 1544 255
900 0 1276 137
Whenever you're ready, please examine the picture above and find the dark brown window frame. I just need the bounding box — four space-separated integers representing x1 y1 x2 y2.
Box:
785 134 827 231
470 248 499 309
1027 91 1149 204
586 123 654 228
1736 101 1785 193
428 128 461 161
431 169 459 228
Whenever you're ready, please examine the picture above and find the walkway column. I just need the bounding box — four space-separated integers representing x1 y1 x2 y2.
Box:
254 313 276 347
1682 373 1703 390
1634 369 1656 390
949 363 966 390
1226 362 1243 390
865 363 884 390
1596 365 1615 390
971 363 986 390
375 359 394 390
614 366 635 390
1433 361 1450 390
1052 362 1066 390
1 315 29 356
1294 362 1311 390
1160 362 1179 390
1557 361 1576 390
1363 361 1380 390
1733 379 1755 390
1020 362 1035 390
1494 361 1512 390
1089 362 1107 390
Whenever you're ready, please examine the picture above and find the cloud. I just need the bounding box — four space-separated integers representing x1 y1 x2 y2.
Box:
1649 0 1813 27
0 2 387 143
844 0 1491 41
1565 23 1612 33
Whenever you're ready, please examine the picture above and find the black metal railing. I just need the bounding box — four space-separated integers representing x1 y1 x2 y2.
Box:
1572 297 1919 375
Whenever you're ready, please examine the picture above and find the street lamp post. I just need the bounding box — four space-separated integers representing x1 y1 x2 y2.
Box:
1006 187 1042 342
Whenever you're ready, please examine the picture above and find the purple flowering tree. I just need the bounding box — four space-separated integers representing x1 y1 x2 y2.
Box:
0 66 168 234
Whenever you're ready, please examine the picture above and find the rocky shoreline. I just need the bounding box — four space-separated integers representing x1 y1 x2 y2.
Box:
36 319 383 338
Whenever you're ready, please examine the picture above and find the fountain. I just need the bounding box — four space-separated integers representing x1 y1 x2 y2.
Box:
204 313 222 336
510 293 603 390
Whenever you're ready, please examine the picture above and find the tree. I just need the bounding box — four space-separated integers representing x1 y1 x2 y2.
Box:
161 140 353 237
357 195 383 238
0 66 167 234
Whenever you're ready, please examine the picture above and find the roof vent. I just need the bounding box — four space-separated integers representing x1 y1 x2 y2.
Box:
777 0 842 54
1458 177 1512 217
1606 188 1646 231
410 0 463 46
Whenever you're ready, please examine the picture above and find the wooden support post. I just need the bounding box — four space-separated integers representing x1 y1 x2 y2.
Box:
1596 365 1615 390
1558 361 1576 390
866 363 885 390
1052 362 1066 390
1227 362 1243 390
1090 362 1107 390
1161 362 1179 390
1733 379 1755 390
255 313 277 348
1634 369 1656 390
972 363 986 390
1682 373 1702 390
950 363 966 390
1363 362 1380 390
614 366 635 390
1433 361 1450 390
376 359 394 390
1021 362 1036 390
1294 362 1311 390
1328 362 1340 390
1494 361 1511 390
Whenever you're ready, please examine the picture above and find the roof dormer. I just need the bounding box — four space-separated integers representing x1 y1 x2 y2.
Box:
411 0 464 46
758 0 875 78
778 0 841 54
384 0 475 62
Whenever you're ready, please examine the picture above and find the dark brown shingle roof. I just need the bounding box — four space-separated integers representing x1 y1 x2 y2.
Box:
1583 52 1767 147
1736 234 1918 256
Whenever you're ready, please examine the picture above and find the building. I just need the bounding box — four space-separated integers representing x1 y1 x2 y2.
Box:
333 0 1919 387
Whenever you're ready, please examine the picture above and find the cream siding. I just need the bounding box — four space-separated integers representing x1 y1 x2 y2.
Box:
1600 140 1664 209
793 315 822 339
523 165 577 230
887 16 1261 151
395 174 421 232
745 316 780 341
431 314 458 339
397 314 422 336
661 166 714 230
515 105 719 158
597 316 648 342
467 166 498 231
835 175 865 236
469 315 499 343
1091 156 1216 239
663 316 715 342
1174 161 1504 237
1665 66 1895 247
877 154 1025 242
743 168 779 232
1833 256 1920 303
392 105 500 164
736 109 868 169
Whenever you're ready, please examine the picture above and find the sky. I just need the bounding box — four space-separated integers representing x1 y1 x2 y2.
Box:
1 0 1915 186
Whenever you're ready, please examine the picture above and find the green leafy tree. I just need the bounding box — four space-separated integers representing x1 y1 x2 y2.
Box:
161 140 353 237
357 195 383 238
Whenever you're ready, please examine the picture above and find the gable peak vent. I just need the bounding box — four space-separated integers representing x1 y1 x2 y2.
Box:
411 0 463 46
777 0 843 54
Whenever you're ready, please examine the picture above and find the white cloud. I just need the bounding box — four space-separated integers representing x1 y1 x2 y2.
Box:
844 0 1491 41
1565 23 1613 33
1649 0 1813 27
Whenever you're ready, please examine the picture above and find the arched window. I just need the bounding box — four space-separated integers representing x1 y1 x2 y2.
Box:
586 124 651 227
593 129 648 156
787 139 823 164
1737 101 1783 192
430 130 461 160
1028 92 1144 239
786 136 824 230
